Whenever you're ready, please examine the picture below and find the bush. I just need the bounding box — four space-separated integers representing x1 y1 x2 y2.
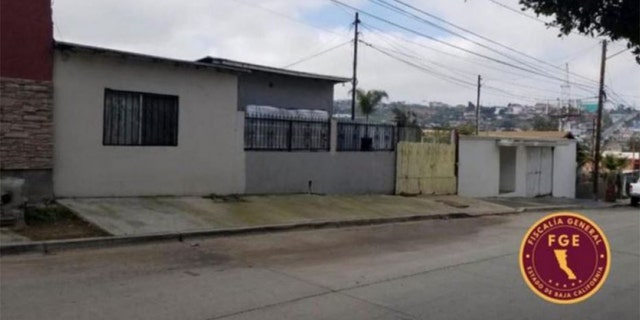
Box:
25 205 76 225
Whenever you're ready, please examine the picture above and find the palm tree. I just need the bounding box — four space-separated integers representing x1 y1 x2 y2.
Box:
355 89 388 123
602 153 629 173
601 153 629 202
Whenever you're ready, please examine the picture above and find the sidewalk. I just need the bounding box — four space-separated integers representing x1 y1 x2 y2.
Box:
480 197 627 212
58 195 515 236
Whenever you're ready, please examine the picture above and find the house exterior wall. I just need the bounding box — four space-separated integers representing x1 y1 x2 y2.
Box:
245 151 395 194
0 0 54 201
0 0 53 81
0 79 54 170
53 51 245 197
238 73 335 112
457 138 500 197
552 142 577 198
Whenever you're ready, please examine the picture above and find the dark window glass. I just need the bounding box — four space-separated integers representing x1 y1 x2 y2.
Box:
103 89 179 146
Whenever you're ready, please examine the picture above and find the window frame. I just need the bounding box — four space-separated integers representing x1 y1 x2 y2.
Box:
102 88 179 147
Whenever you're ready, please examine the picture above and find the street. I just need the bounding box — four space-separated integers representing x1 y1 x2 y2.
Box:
1 208 638 320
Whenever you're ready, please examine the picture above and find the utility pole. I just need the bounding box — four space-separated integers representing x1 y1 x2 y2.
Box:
475 75 481 135
593 40 607 200
351 12 360 121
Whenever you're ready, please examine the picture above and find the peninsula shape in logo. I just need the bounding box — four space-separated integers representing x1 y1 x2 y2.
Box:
519 212 610 304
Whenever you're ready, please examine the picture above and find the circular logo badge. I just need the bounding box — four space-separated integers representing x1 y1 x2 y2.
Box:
519 212 610 304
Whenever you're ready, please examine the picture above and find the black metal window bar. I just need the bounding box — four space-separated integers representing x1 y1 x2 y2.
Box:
244 114 330 151
337 121 396 151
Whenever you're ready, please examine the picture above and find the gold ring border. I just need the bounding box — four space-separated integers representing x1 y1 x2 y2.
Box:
518 212 611 304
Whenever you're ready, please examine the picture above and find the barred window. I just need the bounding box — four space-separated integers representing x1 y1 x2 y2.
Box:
103 89 179 146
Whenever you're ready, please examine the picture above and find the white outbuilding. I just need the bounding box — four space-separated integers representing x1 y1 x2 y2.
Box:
458 131 576 198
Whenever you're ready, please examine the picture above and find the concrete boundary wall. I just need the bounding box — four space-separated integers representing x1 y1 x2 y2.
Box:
245 118 396 194
245 151 395 194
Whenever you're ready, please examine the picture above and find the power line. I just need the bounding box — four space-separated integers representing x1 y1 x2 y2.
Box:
550 42 601 63
370 0 565 81
359 40 477 87
367 30 562 97
282 39 352 68
328 0 598 94
486 0 594 41
607 47 631 60
360 40 555 102
230 0 348 37
382 0 601 87
362 23 590 95
487 0 550 25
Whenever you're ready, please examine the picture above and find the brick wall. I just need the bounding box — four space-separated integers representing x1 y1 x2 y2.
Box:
0 77 53 170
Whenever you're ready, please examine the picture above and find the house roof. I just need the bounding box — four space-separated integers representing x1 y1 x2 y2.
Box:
54 41 350 83
55 41 249 74
196 56 350 83
477 131 575 141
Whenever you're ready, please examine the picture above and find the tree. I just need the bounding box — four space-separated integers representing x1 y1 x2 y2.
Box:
393 107 422 142
518 0 640 63
456 122 476 135
601 153 629 200
355 89 388 123
576 142 591 169
531 115 557 131
391 107 418 127
625 134 640 152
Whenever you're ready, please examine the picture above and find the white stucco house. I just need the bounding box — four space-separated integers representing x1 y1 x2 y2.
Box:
52 42 349 197
458 131 576 198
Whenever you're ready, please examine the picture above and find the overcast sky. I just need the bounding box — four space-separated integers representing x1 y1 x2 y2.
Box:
53 0 640 108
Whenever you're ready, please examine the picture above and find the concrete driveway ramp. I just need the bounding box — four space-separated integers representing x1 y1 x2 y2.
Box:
59 195 515 237
59 198 211 236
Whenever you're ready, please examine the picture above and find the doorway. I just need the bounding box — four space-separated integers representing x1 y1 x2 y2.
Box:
526 147 553 197
499 147 516 194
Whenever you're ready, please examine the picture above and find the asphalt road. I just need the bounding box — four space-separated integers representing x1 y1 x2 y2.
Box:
1 207 638 320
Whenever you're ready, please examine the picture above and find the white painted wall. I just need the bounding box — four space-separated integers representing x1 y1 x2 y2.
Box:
459 137 576 198
513 146 529 197
552 142 577 198
53 51 245 197
458 138 500 197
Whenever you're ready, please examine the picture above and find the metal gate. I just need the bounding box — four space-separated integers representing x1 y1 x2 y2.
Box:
395 142 456 195
526 147 553 197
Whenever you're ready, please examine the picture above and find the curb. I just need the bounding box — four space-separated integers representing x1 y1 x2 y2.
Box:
515 203 624 213
0 210 516 256
1 203 628 256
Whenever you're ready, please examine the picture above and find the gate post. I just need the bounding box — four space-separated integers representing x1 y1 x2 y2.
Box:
330 119 338 153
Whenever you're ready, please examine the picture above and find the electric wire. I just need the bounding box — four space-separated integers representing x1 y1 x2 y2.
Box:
282 39 353 68
328 0 599 94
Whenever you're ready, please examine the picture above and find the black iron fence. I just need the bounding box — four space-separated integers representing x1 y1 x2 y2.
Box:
244 114 330 151
337 121 396 151
245 115 452 152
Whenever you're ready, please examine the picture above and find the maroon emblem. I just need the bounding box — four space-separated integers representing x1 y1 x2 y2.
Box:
519 212 610 304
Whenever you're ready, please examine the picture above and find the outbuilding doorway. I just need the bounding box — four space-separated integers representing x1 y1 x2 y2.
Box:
526 147 553 197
